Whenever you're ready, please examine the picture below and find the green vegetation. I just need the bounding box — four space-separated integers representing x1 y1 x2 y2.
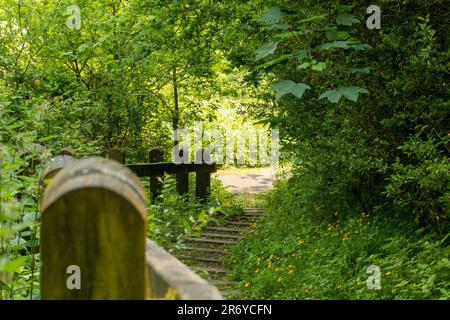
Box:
226 179 450 299
225 0 450 299
1 0 449 300
147 175 243 250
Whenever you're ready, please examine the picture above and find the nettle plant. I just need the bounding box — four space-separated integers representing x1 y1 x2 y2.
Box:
255 5 371 103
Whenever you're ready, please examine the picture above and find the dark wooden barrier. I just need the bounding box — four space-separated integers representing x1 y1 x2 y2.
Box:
118 147 216 201
108 147 125 164
149 147 164 199
40 157 222 300
176 148 189 195
195 149 212 201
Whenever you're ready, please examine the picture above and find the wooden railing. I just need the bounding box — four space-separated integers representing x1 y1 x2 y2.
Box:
108 147 217 201
39 148 222 300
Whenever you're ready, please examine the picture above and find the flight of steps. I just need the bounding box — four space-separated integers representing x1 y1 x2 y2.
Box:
174 208 265 298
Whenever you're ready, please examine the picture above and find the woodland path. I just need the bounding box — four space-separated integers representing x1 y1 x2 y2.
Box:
174 168 275 298
214 167 274 193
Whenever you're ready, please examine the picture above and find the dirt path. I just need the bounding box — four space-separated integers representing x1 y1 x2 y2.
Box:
214 167 275 193
176 167 278 298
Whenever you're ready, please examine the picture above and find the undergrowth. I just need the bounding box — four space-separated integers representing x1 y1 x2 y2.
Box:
147 174 243 251
226 179 450 299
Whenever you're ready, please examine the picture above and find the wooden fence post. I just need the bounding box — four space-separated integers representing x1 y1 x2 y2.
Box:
176 148 189 195
149 147 164 199
40 155 77 186
108 147 125 164
59 147 76 158
40 157 147 299
195 149 212 201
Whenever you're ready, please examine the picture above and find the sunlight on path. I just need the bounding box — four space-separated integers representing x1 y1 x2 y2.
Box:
214 167 275 193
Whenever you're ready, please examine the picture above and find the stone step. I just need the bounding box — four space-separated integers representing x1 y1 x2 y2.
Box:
238 216 258 220
209 280 238 287
179 255 222 263
245 212 264 216
205 226 248 233
202 232 240 239
181 247 226 254
226 221 253 226
192 266 228 274
186 237 236 245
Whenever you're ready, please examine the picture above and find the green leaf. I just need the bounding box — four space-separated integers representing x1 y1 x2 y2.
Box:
258 7 288 25
349 43 372 51
255 42 278 61
190 232 202 238
0 256 26 273
318 90 342 103
312 62 327 71
270 80 311 100
298 62 311 69
299 14 327 23
318 41 349 50
326 30 350 41
340 86 369 102
256 54 292 70
351 65 370 74
319 86 369 103
336 13 360 26
296 49 308 61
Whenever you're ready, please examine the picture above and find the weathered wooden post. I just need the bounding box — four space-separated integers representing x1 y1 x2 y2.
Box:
59 147 76 158
40 157 147 299
108 147 125 164
40 155 77 186
149 147 164 200
176 148 189 195
195 149 212 201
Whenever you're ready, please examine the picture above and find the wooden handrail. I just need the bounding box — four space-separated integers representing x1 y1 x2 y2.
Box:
126 162 217 176
40 156 223 300
112 147 216 201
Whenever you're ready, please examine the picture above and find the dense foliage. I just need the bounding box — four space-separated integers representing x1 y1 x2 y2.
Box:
236 0 449 227
226 0 449 299
0 0 448 300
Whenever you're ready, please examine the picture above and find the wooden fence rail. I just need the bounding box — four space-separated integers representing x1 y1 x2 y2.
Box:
40 155 222 300
108 147 217 201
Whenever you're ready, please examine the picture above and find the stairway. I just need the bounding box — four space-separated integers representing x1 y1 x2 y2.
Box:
174 208 265 298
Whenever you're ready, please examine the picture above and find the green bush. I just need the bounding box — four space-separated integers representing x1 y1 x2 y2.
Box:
226 179 450 299
147 175 243 250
